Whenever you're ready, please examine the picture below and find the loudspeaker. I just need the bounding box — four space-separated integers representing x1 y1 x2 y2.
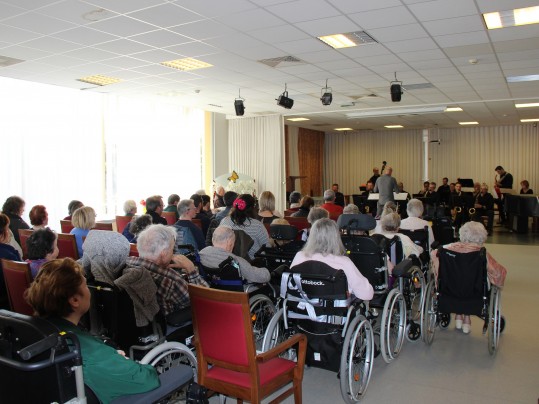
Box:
320 92 332 106
234 99 245 116
276 93 294 109
390 83 402 102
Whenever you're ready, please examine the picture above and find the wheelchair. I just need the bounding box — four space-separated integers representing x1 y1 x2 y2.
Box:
0 309 193 403
255 224 305 271
422 247 504 355
261 261 374 403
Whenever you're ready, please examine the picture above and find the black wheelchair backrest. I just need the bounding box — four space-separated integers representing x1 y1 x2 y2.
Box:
202 256 244 292
337 214 376 232
270 224 298 241
344 237 388 293
399 227 429 251
285 260 348 301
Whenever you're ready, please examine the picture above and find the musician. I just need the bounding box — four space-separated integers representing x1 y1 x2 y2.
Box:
332 183 345 207
520 180 533 195
449 182 456 194
373 166 399 217
471 183 495 236
437 177 451 205
362 181 374 197
368 167 380 185
494 165 513 223
417 181 429 196
472 182 481 199
451 182 471 229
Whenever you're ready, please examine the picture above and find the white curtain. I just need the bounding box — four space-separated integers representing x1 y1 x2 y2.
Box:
228 115 286 213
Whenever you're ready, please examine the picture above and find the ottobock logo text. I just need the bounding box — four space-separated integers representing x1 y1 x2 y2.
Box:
301 279 325 286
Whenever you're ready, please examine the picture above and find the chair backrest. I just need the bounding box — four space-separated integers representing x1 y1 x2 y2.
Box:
56 233 79 260
432 217 455 245
115 216 132 234
232 230 254 260
399 227 429 253
371 234 404 265
201 256 244 292
94 222 113 231
284 216 310 231
344 236 389 293
161 211 177 225
0 260 33 315
60 220 74 234
18 229 34 260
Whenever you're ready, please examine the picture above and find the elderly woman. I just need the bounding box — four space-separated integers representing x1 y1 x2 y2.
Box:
2 195 30 246
373 201 397 234
291 196 314 218
343 204 360 215
373 212 423 261
0 214 22 292
301 207 329 241
123 200 137 217
291 218 373 301
70 206 96 257
25 228 59 279
64 200 83 220
219 194 270 260
257 191 282 224
24 258 160 403
123 214 153 244
430 221 507 334
400 198 435 244
29 205 49 230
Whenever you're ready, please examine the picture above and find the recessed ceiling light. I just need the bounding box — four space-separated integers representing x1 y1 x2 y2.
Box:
318 31 377 49
507 74 539 83
515 102 539 108
287 117 310 122
445 107 463 112
384 125 403 128
459 121 479 125
161 58 212 71
483 6 539 29
520 118 539 122
77 74 121 86
334 127 353 131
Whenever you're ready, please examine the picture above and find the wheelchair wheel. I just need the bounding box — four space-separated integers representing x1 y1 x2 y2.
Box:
340 314 374 403
422 280 437 345
261 309 296 359
405 322 421 342
140 341 197 381
439 313 451 329
249 294 276 351
407 266 425 323
380 289 406 363
488 286 502 355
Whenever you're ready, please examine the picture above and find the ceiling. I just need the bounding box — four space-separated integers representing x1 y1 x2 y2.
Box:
1 0 539 131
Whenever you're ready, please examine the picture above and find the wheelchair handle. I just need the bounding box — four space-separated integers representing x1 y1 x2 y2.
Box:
20 334 59 360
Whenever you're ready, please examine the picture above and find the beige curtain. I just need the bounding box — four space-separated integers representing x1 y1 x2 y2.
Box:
298 128 325 196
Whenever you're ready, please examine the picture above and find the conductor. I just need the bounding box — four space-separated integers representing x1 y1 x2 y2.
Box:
373 166 399 217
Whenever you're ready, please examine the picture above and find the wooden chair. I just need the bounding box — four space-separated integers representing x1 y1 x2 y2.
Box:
115 216 132 234
60 220 74 234
0 259 33 315
284 216 310 232
129 243 139 257
161 211 177 225
56 233 79 260
18 229 34 260
192 218 203 230
94 222 113 231
189 284 307 404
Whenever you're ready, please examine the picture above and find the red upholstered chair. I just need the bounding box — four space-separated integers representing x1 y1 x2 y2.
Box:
161 211 177 225
94 222 113 231
60 220 74 234
129 243 139 257
56 233 79 260
1 259 33 315
115 216 132 234
18 229 34 260
189 284 307 404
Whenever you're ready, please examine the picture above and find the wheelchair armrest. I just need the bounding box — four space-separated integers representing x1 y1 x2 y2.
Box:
256 333 306 363
430 241 440 250
391 258 415 278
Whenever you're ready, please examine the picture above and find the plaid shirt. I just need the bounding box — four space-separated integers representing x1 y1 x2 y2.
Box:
125 256 208 316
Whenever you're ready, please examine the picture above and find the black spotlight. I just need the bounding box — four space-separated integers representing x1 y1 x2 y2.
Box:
320 79 332 106
276 84 294 109
234 99 245 116
390 72 403 102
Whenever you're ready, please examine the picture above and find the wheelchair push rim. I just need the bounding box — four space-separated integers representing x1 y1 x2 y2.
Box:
380 289 406 363
422 280 437 345
488 286 502 355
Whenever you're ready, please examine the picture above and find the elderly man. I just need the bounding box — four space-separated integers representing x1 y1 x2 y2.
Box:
373 166 399 217
471 183 495 236
173 199 206 251
125 224 208 318
400 198 435 245
145 195 167 225
199 227 270 284
320 189 344 219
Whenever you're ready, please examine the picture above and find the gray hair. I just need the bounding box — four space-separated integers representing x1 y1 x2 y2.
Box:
307 207 329 224
459 221 487 245
302 218 345 257
259 191 276 212
382 201 397 216
123 199 137 215
323 189 335 202
178 199 193 217
212 226 235 247
195 189 206 196
343 204 359 215
137 224 176 261
406 199 424 218
381 212 401 232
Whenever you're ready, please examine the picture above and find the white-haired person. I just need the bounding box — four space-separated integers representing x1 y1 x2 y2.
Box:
320 189 343 219
343 204 360 215
291 218 373 301
400 198 435 245
372 201 397 234
301 207 329 242
123 200 137 217
373 212 423 262
70 206 96 257
125 224 208 318
257 191 282 224
430 221 507 334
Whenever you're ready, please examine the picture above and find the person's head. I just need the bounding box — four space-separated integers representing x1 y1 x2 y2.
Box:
398 182 404 192
271 218 290 225
178 199 196 220
480 183 489 194
495 165 505 175
381 212 401 233
473 182 481 193
82 230 130 280
442 177 448 185
201 194 211 211
216 186 225 197
259 191 276 213
299 196 314 210
384 166 393 176
145 195 164 214
449 183 456 192
406 199 424 218
343 204 359 215
323 189 335 202
167 194 180 206
366 181 374 191
136 224 176 267
423 181 430 190
26 228 58 261
429 182 436 192
0 213 10 243
29 205 48 227
459 221 487 246
382 201 397 217
190 194 203 213
211 226 235 252
129 214 153 236
307 207 329 225
302 218 345 257
2 195 25 216
332 184 339 192
223 191 238 208
67 200 83 216
25 258 90 319
455 182 462 192
72 206 96 230
195 189 207 196
520 180 530 190
289 191 301 205
373 167 379 175
123 200 137 216
229 194 257 225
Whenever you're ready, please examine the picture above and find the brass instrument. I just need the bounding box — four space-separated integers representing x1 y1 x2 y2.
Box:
365 205 370 213
455 206 462 213
469 193 480 216
468 207 476 215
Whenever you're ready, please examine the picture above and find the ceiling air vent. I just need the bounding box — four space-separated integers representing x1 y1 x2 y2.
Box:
403 83 434 91
258 56 305 68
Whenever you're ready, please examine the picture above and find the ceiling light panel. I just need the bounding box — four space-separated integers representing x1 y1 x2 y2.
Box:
445 107 463 112
77 74 121 86
384 125 403 128
287 117 310 121
506 74 539 83
483 6 539 29
515 102 539 108
335 128 353 131
520 118 539 122
459 121 479 125
160 58 213 71
317 31 377 49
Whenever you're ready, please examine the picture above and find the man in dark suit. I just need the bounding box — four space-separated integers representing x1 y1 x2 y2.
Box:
332 183 345 207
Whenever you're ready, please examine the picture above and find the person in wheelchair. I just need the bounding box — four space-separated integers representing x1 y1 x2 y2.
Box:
291 218 374 301
430 221 507 334
400 198 435 245
25 257 161 404
301 207 329 241
373 212 423 263
199 226 271 284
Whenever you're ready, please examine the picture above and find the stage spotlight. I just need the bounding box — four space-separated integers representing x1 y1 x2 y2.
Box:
276 84 294 109
390 72 403 102
234 89 245 116
320 79 332 106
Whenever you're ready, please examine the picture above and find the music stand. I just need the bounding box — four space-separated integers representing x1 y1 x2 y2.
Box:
457 178 474 187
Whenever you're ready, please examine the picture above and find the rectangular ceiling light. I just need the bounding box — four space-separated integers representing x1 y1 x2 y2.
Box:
384 125 403 128
346 105 447 119
286 117 310 121
335 127 353 131
445 106 463 112
515 102 539 108
161 57 212 71
520 118 539 122
507 74 539 83
77 74 121 86
318 31 377 49
483 6 539 29
459 121 479 125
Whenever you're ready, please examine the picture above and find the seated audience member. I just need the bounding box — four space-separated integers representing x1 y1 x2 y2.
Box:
400 198 435 245
215 191 238 222
302 207 329 241
64 200 84 220
372 201 397 234
173 199 206 252
373 212 423 262
361 181 374 197
199 227 271 284
471 183 495 236
126 224 208 317
520 180 533 194
257 191 282 224
201 194 213 218
2 195 30 246
25 258 160 403
145 195 167 225
430 221 507 334
213 186 225 209
332 183 345 207
163 194 180 221
320 189 344 219
343 204 360 215
123 214 153 244
418 181 430 196
190 194 210 237
218 194 270 260
291 218 373 301
25 228 59 279
123 200 137 217
289 191 302 209
70 206 96 257
29 205 49 230
0 212 22 272
291 196 314 218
